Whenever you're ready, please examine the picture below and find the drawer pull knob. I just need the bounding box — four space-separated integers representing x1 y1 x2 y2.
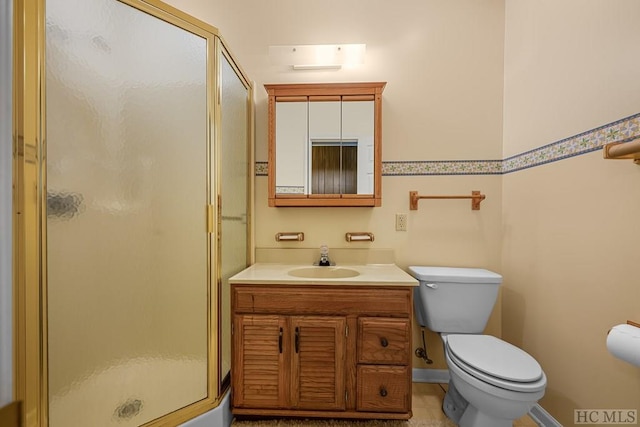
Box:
379 387 388 397
380 337 389 347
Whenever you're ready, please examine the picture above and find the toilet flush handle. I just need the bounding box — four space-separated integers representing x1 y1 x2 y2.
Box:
424 283 438 289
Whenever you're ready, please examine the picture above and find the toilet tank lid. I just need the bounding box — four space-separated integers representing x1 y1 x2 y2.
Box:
408 266 502 284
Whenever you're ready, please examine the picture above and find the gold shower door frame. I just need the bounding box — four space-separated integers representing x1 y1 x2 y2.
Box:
12 0 253 426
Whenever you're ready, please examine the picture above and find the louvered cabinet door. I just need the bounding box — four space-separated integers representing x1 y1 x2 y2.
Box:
290 316 347 411
232 315 287 408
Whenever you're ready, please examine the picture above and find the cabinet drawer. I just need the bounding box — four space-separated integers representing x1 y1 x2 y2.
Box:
233 286 411 316
358 318 410 365
356 365 410 413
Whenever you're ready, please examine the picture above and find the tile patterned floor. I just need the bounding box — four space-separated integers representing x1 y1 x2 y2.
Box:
232 382 540 426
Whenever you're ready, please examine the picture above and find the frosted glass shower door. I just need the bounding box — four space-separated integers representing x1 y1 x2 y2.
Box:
219 47 250 383
46 0 211 425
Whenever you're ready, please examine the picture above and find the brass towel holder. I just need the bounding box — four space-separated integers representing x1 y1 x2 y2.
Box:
345 232 375 242
410 190 486 211
603 137 640 164
275 232 304 242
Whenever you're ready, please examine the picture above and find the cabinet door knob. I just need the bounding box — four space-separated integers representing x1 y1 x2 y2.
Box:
379 387 388 397
278 327 283 353
380 337 389 347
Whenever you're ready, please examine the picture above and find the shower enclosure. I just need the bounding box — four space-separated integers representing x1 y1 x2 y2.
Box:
13 0 253 425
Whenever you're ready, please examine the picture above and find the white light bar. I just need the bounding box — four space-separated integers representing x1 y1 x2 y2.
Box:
269 44 366 70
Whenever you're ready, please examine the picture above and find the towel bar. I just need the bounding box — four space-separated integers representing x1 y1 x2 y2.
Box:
275 232 304 242
410 190 486 211
603 137 640 164
345 232 374 242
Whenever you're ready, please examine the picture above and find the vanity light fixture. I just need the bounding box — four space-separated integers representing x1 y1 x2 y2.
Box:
269 44 366 70
292 64 342 71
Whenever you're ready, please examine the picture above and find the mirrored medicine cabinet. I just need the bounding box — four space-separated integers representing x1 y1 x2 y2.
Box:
265 82 386 207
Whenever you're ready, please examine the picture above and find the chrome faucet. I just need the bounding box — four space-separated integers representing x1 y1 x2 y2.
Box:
317 244 332 266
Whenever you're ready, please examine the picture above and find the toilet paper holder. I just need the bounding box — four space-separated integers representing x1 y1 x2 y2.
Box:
607 320 640 368
608 320 640 335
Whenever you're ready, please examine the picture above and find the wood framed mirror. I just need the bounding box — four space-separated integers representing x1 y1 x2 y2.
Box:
265 82 386 207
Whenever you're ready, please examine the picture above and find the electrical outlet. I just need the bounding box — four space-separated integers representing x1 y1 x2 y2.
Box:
395 213 408 231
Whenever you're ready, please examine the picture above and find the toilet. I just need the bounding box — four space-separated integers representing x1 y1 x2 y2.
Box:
408 266 546 427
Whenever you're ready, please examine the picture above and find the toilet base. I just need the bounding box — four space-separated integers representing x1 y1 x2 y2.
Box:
443 380 514 427
459 405 512 427
442 382 467 424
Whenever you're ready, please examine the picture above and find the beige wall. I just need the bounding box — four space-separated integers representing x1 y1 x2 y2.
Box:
503 0 640 157
503 1 640 425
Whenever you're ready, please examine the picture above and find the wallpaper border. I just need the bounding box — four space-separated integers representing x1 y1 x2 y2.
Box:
254 112 640 176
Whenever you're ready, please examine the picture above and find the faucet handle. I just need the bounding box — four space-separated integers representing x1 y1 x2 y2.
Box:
318 244 331 266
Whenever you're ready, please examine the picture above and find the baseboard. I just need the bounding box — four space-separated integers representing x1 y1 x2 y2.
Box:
412 368 450 383
180 388 232 427
529 404 563 427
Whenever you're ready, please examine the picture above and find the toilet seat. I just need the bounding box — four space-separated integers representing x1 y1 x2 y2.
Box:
446 334 546 393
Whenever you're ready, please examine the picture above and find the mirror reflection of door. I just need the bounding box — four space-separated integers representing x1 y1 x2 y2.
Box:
311 140 357 194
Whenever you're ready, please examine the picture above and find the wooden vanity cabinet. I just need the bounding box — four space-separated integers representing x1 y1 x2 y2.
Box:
231 284 413 420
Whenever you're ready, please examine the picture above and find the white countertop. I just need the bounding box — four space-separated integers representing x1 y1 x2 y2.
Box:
229 263 419 286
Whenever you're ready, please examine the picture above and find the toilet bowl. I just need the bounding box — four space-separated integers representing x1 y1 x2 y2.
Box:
408 266 547 427
443 334 546 427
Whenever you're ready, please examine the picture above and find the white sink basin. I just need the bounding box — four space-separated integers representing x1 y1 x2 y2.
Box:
287 267 360 279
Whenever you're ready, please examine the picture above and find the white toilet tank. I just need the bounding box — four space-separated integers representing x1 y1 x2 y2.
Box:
409 266 502 334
